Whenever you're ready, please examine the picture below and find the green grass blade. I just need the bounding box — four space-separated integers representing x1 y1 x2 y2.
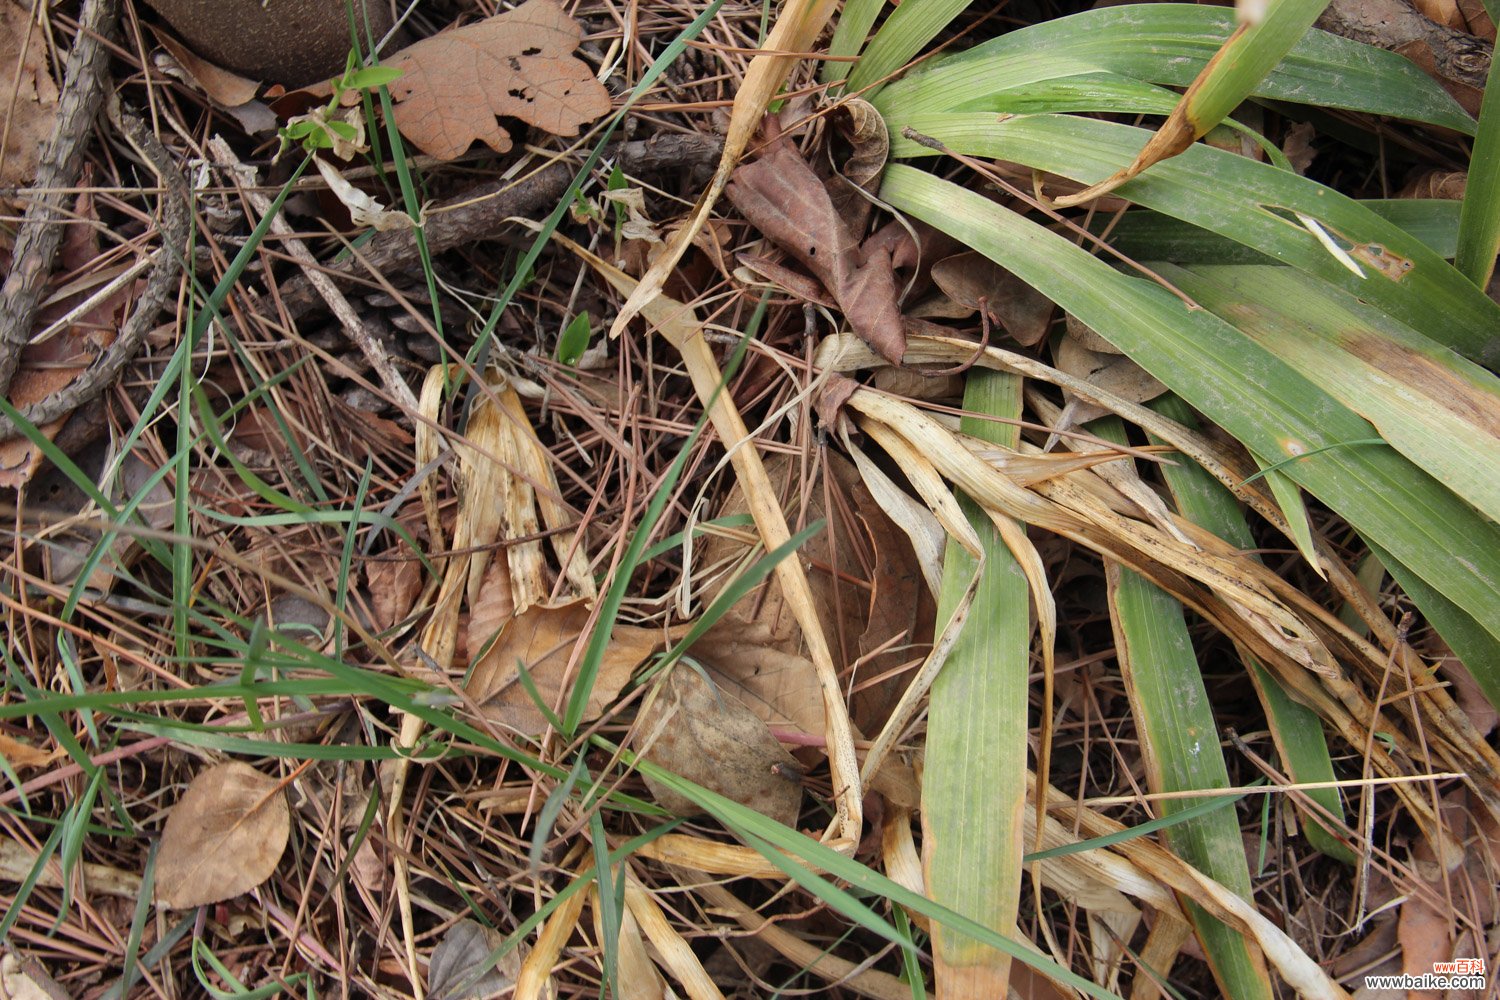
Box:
885 113 1500 364
924 368 1030 991
822 0 887 86
1455 48 1500 286
874 5 1472 133
589 810 622 994
844 0 972 96
1150 395 1352 864
878 165 1500 657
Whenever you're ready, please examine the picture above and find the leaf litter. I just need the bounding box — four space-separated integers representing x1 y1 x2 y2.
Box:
7 0 1499 996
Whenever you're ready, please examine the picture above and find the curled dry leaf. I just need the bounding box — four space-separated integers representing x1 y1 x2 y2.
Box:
376 0 611 160
467 599 671 736
314 157 418 232
0 731 55 771
1054 324 1167 426
0 0 59 196
637 666 803 828
1398 169 1467 200
727 141 906 363
155 762 290 909
429 919 523 1000
827 97 889 233
154 31 258 106
930 252 1054 347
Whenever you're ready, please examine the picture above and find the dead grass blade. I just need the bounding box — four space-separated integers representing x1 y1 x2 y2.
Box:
607 0 840 338
552 231 863 844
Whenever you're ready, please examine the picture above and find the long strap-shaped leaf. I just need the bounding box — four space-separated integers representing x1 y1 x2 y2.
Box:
1152 395 1353 865
878 165 1500 663
885 113 1500 366
921 370 1032 994
873 4 1471 134
1049 0 1333 206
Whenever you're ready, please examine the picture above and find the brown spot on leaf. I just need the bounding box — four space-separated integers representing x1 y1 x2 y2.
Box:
1338 328 1500 439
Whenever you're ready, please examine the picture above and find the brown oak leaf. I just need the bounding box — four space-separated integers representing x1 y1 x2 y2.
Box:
378 0 611 160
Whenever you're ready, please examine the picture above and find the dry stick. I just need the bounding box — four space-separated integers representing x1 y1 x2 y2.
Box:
0 98 191 442
267 131 723 325
0 0 120 402
206 138 421 416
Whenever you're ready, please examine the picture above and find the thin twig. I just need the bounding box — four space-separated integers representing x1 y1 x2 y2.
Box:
208 138 423 416
0 0 120 401
0 98 190 443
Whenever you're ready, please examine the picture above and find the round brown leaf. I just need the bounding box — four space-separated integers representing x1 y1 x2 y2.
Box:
155 762 290 909
638 667 803 828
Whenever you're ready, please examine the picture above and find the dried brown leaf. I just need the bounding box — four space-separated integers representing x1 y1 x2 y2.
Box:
378 0 611 160
1399 169 1468 200
1414 0 1467 30
0 1 59 194
703 645 826 738
930 252 1054 347
155 762 290 909
1397 789 1490 998
638 667 803 827
465 558 515 656
0 731 55 771
467 599 667 736
155 31 259 106
828 97 889 233
1054 328 1167 425
696 454 929 739
366 556 425 632
429 919 523 1000
1457 0 1495 40
727 142 906 363
1280 121 1318 175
